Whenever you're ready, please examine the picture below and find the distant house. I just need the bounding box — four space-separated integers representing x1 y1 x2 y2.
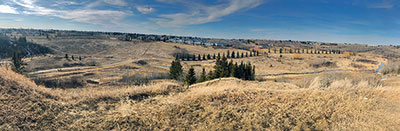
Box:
137 36 145 40
204 42 214 46
194 41 202 45
259 45 269 49
216 42 228 47
176 39 184 43
184 40 194 44
148 36 156 40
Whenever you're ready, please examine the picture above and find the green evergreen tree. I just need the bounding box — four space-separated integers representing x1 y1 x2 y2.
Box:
228 60 234 77
198 67 207 83
246 52 248 57
186 54 191 61
239 61 245 80
231 51 235 58
192 54 196 61
12 52 24 74
250 51 253 57
241 52 244 58
237 52 240 58
207 70 214 80
213 53 216 59
279 48 283 54
169 60 183 80
185 66 197 85
203 54 206 60
207 54 211 59
227 50 230 58
198 54 201 61
251 65 256 80
181 54 185 61
233 62 240 78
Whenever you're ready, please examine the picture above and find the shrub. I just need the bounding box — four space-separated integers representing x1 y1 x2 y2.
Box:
310 60 336 68
135 60 148 65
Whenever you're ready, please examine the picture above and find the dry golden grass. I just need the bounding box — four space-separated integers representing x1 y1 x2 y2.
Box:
1 67 400 130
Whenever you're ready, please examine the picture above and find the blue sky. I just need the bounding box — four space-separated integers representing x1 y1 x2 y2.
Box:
0 0 399 45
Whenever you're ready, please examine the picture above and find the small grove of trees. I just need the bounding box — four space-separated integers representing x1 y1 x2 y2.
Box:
169 55 256 85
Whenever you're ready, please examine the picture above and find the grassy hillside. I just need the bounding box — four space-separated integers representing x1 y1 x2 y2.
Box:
1 67 399 130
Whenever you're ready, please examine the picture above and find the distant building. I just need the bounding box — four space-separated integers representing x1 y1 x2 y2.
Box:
204 42 214 46
194 41 202 45
216 42 228 47
259 45 269 49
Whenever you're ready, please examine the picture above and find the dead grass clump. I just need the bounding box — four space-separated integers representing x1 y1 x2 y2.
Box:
350 63 366 69
294 72 382 89
309 59 336 68
356 59 378 64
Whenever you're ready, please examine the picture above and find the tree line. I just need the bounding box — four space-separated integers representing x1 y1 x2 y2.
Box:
169 55 255 85
175 50 260 61
266 48 342 54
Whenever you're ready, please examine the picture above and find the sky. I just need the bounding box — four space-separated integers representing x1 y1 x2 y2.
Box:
0 0 399 45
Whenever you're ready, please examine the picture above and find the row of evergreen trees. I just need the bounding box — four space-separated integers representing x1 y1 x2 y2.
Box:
175 50 260 61
169 55 256 85
267 48 342 54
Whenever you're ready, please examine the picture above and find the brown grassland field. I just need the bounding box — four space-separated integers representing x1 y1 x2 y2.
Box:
1 35 400 130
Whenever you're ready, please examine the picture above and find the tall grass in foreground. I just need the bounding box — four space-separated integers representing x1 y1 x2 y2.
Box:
0 67 399 130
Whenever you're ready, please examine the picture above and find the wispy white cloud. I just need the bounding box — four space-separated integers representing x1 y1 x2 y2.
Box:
136 6 155 14
367 1 394 9
11 0 131 25
0 5 19 14
104 0 127 6
154 0 264 26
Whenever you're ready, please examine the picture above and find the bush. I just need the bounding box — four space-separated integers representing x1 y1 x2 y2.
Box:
34 76 85 88
310 60 336 68
135 60 148 65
